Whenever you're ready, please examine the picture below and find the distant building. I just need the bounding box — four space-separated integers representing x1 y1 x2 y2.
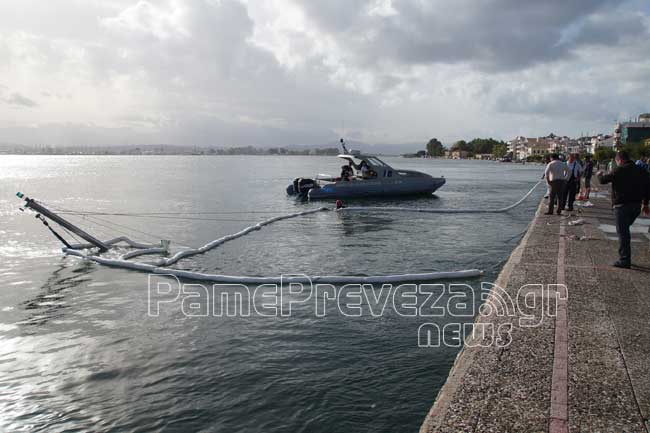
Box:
507 136 549 160
590 135 614 154
507 135 570 160
508 133 611 159
615 113 650 146
450 150 469 159
526 143 549 157
565 141 582 155
474 153 494 160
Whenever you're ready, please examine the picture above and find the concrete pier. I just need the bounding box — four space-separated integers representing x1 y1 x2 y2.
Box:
420 193 650 432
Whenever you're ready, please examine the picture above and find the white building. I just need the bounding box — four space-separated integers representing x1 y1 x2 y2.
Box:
593 135 615 152
507 136 552 160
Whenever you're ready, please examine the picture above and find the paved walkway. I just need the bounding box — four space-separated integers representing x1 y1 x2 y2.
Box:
420 193 650 433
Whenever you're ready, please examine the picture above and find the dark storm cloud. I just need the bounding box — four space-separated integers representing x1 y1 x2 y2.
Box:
296 0 639 71
571 11 647 46
493 88 615 121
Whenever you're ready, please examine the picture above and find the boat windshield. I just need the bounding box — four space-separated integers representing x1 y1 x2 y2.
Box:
337 154 394 171
364 156 389 168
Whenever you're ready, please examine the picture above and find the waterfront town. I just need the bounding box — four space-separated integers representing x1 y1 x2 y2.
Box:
443 113 650 161
3 114 649 161
506 114 650 161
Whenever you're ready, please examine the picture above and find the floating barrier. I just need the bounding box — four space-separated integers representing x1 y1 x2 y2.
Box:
63 248 484 283
20 181 542 283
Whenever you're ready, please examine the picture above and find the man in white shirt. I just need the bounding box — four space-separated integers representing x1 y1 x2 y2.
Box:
544 153 569 215
563 153 584 212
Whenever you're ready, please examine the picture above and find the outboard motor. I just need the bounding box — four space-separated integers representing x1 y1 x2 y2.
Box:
286 177 316 199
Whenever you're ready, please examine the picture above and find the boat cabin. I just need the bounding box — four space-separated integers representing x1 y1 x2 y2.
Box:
337 152 395 179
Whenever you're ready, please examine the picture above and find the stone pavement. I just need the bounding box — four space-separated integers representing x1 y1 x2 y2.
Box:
420 193 650 433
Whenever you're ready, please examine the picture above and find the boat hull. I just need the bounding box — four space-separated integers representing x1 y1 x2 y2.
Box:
307 177 445 199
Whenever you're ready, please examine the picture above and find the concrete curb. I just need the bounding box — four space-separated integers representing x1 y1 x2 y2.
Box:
419 199 545 433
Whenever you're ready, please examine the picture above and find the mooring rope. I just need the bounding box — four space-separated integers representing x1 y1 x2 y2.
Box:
337 181 542 214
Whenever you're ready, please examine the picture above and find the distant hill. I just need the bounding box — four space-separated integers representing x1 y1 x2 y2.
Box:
0 140 427 156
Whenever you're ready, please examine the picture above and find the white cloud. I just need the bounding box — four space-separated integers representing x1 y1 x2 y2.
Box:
101 1 190 39
0 0 649 147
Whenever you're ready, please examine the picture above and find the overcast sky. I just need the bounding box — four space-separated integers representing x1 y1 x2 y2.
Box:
1 0 649 147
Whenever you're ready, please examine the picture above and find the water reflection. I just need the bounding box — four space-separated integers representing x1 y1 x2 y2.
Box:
20 261 93 329
336 213 396 236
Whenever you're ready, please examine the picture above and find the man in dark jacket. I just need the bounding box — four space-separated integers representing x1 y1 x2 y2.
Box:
597 151 650 268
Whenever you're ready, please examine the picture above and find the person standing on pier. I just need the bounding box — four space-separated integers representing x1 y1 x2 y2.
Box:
544 153 569 215
597 151 650 269
542 154 552 199
582 154 594 200
562 153 583 212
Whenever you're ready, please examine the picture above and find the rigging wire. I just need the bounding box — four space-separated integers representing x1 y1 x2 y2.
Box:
81 213 196 248
57 213 279 222
50 208 298 216
80 215 135 241
63 212 119 241
59 225 84 245
82 214 165 243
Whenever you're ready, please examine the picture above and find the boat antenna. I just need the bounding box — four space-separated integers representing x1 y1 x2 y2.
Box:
340 138 349 154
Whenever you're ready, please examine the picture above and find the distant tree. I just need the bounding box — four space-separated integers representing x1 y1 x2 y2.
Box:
402 150 428 158
467 137 507 155
314 147 339 156
594 147 616 162
450 140 471 153
426 138 444 157
493 143 507 158
620 141 650 160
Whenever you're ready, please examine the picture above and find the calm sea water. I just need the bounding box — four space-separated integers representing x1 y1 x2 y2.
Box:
0 155 543 433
